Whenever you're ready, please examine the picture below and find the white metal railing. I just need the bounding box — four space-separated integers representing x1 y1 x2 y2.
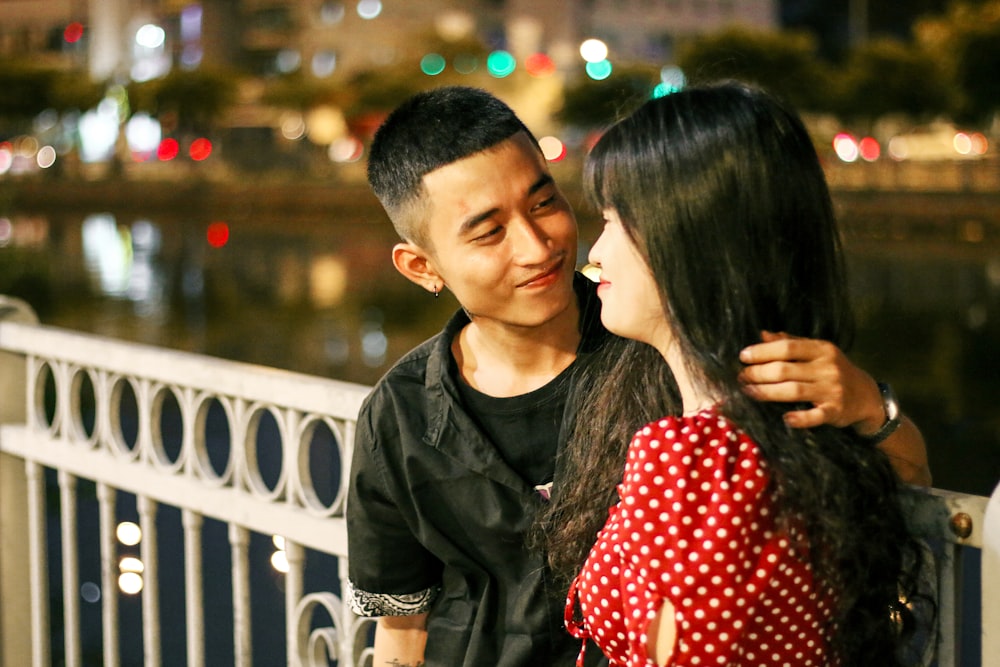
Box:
1 295 999 666
0 296 374 667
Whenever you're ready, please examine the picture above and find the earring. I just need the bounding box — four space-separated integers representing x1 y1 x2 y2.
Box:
434 286 440 298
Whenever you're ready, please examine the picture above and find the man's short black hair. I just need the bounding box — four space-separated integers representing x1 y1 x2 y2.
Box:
367 86 537 245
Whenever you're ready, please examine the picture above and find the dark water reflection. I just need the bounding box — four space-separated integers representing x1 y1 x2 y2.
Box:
2 203 999 497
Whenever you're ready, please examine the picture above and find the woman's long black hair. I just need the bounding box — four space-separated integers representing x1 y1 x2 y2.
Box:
537 82 925 666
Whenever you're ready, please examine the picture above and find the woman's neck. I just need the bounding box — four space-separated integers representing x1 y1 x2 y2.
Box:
660 343 715 414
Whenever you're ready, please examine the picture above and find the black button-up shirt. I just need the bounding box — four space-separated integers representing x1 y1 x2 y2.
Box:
347 274 607 666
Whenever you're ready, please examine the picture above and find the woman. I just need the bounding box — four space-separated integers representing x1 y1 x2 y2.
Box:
543 83 924 666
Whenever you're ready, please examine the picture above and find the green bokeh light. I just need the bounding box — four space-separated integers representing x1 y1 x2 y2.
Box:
420 53 446 76
487 50 516 78
585 59 612 80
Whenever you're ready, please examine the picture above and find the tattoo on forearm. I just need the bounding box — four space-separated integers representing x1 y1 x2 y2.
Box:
384 661 424 667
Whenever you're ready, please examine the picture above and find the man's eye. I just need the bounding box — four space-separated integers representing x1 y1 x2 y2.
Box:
533 196 556 211
474 226 503 241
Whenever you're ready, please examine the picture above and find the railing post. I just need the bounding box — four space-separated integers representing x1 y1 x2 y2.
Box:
984 480 1000 667
0 297 38 667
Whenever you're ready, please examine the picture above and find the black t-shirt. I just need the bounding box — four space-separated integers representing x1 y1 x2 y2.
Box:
453 361 572 490
346 273 608 666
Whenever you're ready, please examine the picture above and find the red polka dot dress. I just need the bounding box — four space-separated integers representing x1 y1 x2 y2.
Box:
565 408 837 667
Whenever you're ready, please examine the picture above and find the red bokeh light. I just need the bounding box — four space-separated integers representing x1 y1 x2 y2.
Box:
525 53 556 77
189 138 213 161
858 137 881 162
64 22 84 44
157 138 180 161
206 222 229 248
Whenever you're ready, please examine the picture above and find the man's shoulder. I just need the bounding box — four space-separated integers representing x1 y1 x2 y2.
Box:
362 334 437 408
356 325 452 443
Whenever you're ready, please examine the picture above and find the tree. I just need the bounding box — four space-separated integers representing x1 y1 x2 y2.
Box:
557 64 659 130
0 60 102 127
834 37 953 125
915 1 1000 124
675 27 833 111
260 73 345 111
129 68 240 135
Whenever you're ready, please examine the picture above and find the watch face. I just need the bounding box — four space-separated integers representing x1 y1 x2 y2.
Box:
879 383 900 421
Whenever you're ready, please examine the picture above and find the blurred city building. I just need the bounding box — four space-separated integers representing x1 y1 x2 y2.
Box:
0 0 777 82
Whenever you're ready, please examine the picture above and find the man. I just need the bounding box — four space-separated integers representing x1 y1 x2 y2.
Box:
346 86 929 667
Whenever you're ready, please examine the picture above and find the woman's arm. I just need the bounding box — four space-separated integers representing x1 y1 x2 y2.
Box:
647 599 678 666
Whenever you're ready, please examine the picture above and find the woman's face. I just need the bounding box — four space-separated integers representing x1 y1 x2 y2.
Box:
588 208 672 354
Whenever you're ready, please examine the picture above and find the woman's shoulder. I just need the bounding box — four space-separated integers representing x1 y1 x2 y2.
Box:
624 407 768 497
632 407 748 453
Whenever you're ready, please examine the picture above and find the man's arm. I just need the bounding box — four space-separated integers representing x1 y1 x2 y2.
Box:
374 614 429 667
738 331 931 486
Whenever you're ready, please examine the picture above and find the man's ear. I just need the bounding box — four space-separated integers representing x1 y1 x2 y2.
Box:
392 242 442 295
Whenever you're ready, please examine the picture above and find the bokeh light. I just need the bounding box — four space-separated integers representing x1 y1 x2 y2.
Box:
116 522 142 546
420 53 447 76
118 572 143 595
189 138 213 161
858 137 880 162
525 53 556 77
328 136 364 163
271 550 290 573
581 263 602 282
661 65 685 89
585 59 612 80
312 51 337 77
79 96 122 163
538 136 566 162
276 50 301 74
356 0 382 19
126 112 162 161
15 136 39 159
0 144 11 175
654 66 686 97
969 133 989 155
833 133 859 163
436 10 474 41
36 146 57 169
281 113 306 141
487 50 516 78
887 136 909 161
321 1 346 24
0 218 12 246
207 222 230 248
579 38 608 63
64 22 85 44
454 54 478 74
120 556 145 574
306 106 347 145
80 582 101 604
135 24 165 49
157 138 180 161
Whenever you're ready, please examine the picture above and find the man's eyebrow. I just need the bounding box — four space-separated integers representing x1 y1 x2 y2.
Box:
457 173 555 236
527 172 554 196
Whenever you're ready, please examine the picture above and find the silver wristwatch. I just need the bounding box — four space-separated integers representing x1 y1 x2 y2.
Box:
863 382 901 445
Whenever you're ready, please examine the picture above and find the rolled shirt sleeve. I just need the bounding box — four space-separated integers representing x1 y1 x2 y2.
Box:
346 395 442 616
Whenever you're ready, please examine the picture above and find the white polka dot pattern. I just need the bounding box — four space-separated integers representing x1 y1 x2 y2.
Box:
564 409 836 666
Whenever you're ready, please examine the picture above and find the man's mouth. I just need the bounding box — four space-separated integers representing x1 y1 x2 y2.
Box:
518 257 565 288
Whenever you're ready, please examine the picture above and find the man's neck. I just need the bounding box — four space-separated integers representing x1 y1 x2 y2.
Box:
451 301 581 398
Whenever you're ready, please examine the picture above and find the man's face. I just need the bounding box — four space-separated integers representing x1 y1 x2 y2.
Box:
416 132 578 329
